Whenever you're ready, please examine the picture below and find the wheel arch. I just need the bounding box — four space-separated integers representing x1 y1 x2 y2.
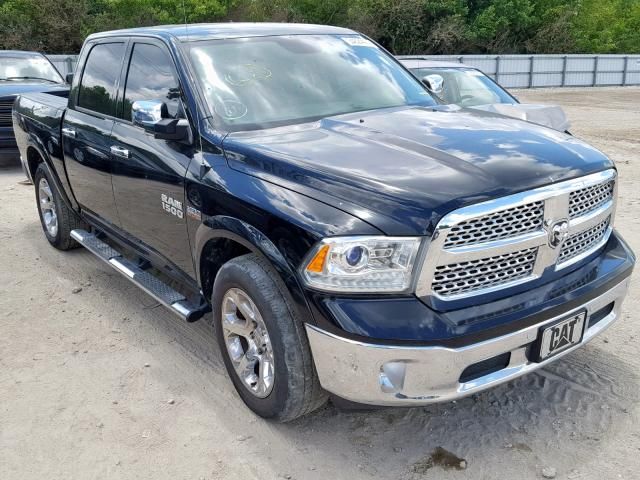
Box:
26 145 44 180
24 136 78 211
195 216 315 324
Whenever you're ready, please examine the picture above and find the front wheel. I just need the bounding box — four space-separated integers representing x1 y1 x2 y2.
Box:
212 253 327 422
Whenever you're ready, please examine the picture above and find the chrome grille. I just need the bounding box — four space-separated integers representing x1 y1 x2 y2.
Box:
569 181 614 218
433 248 537 297
558 216 610 265
0 100 14 127
444 201 544 248
417 170 617 300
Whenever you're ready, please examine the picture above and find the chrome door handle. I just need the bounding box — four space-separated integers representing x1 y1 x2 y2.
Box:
110 145 130 158
61 127 76 138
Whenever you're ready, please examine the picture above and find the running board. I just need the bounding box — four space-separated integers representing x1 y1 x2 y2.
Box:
71 229 206 322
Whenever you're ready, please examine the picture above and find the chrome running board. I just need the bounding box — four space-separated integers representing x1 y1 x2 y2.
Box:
71 229 205 322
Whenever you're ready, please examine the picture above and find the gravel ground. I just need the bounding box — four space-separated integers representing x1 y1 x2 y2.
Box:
1 86 639 480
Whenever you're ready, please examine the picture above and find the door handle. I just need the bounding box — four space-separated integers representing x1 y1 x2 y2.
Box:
61 127 76 138
110 145 130 158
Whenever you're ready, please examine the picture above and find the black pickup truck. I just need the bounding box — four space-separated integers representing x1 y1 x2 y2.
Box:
12 23 634 421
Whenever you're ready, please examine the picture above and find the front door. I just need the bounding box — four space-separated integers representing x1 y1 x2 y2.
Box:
110 40 196 276
63 40 127 227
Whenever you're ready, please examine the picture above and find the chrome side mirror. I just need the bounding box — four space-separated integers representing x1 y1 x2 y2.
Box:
131 100 166 130
422 74 445 96
131 99 191 143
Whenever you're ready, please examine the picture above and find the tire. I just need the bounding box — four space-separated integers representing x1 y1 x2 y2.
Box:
212 253 327 422
34 163 87 250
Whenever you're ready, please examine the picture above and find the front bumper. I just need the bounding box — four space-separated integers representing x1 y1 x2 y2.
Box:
306 275 630 406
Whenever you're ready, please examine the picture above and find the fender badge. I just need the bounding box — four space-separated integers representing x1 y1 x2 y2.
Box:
186 206 202 221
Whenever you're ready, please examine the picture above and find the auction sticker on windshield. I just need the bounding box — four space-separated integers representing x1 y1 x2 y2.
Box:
341 36 375 47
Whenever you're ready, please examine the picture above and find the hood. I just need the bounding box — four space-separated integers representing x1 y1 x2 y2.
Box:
470 103 570 132
221 105 613 235
0 81 68 100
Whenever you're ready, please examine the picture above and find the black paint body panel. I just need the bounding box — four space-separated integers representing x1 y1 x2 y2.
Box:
10 25 634 349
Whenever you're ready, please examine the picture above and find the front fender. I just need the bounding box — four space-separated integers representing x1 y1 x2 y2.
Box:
194 215 316 324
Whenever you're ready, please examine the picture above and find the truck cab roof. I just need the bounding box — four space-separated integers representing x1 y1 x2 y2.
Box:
86 23 357 43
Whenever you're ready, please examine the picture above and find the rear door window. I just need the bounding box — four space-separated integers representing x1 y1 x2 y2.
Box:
121 43 181 122
77 42 125 116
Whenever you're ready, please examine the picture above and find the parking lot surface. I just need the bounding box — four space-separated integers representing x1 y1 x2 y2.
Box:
1 87 639 480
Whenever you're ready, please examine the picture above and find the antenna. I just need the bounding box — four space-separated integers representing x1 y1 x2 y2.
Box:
182 0 189 41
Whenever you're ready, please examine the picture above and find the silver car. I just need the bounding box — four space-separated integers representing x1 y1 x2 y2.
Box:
398 56 570 132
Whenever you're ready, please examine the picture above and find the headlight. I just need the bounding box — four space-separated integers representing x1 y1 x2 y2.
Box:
300 236 422 293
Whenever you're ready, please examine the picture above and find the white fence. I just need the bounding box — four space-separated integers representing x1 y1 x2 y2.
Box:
399 54 640 88
47 53 640 88
47 54 78 77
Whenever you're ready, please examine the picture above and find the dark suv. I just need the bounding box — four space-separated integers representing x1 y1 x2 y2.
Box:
1 50 68 165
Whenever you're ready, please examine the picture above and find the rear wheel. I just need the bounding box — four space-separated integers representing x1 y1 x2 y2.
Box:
34 163 87 250
212 253 327 421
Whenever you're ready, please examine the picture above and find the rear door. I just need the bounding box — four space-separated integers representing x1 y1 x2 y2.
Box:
63 40 127 226
110 39 196 276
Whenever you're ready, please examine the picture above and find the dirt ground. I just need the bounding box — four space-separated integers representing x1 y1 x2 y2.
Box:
1 86 640 480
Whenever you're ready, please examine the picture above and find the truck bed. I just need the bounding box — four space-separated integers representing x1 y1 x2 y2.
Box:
13 91 67 154
19 91 68 111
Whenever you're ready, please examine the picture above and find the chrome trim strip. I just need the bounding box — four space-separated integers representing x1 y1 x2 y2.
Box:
437 170 615 229
306 276 629 406
436 231 545 263
416 169 617 299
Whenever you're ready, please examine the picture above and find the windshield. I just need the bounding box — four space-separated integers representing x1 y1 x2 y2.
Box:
411 67 515 107
0 54 64 83
188 35 435 131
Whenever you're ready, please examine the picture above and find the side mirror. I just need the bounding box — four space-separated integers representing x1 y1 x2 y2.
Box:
153 118 191 142
131 99 191 143
65 73 74 85
132 100 165 130
421 74 445 96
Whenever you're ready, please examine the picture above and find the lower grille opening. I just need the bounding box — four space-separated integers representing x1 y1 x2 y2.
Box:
588 302 614 328
459 352 511 383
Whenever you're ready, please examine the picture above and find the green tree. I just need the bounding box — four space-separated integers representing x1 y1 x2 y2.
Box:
572 0 640 53
0 0 88 52
1 0 639 55
86 0 230 31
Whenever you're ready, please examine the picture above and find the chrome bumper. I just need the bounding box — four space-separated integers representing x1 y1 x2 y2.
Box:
306 277 630 406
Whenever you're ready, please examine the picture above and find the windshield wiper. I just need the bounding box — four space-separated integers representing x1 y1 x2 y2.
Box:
1 76 60 83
